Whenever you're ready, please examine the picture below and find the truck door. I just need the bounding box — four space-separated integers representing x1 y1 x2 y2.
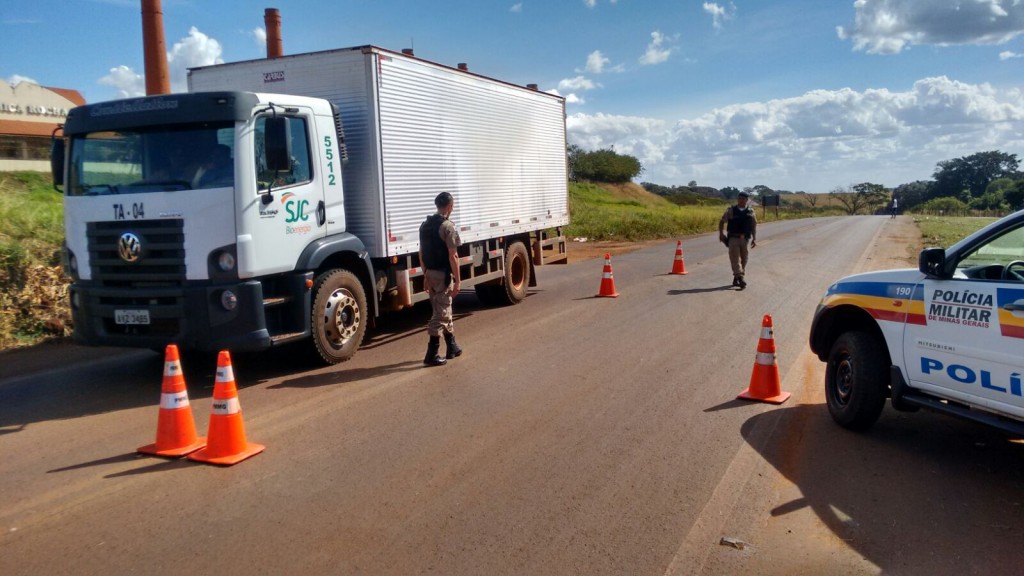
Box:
241 109 326 277
903 223 1024 419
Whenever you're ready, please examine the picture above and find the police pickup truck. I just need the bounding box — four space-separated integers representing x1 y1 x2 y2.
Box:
810 210 1024 434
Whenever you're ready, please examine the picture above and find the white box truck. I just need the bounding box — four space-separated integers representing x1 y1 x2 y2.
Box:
53 45 568 364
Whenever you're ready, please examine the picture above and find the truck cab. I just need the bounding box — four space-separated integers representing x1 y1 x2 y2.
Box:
810 210 1024 434
55 91 367 356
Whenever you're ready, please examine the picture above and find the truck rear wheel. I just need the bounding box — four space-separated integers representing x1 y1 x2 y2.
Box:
825 331 888 431
501 241 530 304
311 269 367 365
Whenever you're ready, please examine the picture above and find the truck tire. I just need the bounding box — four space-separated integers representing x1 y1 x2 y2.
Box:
825 331 888 431
501 241 531 305
311 269 367 365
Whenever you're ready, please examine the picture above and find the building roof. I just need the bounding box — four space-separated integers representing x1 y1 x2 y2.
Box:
0 119 62 137
45 86 86 106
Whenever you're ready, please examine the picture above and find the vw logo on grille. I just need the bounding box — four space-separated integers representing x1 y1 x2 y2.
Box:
118 232 142 263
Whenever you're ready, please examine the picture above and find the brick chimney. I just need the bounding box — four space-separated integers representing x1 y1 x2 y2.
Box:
141 0 170 95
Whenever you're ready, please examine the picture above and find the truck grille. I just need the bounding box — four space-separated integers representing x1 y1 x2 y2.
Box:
85 219 186 338
87 220 186 286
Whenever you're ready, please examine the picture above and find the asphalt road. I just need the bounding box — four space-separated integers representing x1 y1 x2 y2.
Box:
2 216 1022 575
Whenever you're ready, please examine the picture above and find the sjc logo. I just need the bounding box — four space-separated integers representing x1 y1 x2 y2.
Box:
281 193 310 224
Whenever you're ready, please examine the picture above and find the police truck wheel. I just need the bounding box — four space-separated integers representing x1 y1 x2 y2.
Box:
825 331 888 431
311 269 367 365
501 241 531 305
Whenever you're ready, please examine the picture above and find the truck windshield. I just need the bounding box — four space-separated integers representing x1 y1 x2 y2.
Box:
66 122 235 196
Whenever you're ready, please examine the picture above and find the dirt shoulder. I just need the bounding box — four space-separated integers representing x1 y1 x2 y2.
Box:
566 238 674 262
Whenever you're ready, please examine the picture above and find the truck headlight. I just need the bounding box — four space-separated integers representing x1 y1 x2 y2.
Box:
220 290 238 311
217 251 236 272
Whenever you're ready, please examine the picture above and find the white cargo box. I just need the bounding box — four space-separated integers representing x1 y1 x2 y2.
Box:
188 45 569 259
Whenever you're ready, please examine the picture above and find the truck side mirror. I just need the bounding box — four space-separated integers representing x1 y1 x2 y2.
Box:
50 136 65 192
264 116 292 173
919 247 948 278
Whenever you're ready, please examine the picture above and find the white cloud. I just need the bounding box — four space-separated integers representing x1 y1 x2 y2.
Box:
98 65 145 98
567 77 1024 190
838 0 1024 54
584 0 596 7
639 31 673 66
578 50 624 74
547 88 585 105
252 27 267 47
5 74 39 86
559 75 598 91
584 50 609 73
703 2 736 29
510 3 523 13
166 27 224 92
1000 50 1023 59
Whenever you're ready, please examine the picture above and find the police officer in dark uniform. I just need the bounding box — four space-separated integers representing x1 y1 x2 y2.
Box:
418 192 463 366
718 191 757 289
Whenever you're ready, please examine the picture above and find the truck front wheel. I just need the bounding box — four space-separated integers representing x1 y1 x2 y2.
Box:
311 269 368 365
825 331 888 431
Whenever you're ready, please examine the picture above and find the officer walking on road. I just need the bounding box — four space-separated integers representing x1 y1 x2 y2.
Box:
719 191 757 289
419 192 463 366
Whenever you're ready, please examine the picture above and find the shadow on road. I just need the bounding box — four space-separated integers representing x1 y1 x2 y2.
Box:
742 403 1024 573
0 292 499 432
667 285 735 295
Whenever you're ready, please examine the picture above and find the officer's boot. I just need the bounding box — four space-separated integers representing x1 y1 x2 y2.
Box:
444 331 463 360
423 336 446 367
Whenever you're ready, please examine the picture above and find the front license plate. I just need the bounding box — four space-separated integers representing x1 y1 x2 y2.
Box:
114 309 151 325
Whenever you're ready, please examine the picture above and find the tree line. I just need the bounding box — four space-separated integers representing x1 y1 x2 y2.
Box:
568 145 1024 216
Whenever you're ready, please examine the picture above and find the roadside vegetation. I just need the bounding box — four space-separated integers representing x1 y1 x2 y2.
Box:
0 172 70 349
915 215 998 250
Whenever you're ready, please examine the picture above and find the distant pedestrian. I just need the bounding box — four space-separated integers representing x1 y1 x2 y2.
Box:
719 191 757 289
890 197 898 219
418 192 463 366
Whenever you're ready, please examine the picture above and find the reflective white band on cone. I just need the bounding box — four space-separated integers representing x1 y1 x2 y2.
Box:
755 352 776 365
760 327 773 339
164 362 182 377
211 397 241 415
159 390 190 409
216 365 234 382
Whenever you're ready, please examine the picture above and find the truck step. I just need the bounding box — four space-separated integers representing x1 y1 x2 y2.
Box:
270 331 306 344
263 296 292 307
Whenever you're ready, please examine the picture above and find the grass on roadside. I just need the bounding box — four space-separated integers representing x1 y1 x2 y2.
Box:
0 172 69 348
567 181 725 241
914 215 998 249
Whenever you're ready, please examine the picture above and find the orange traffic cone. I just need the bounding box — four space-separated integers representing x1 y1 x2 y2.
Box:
188 351 265 466
737 314 791 404
138 344 206 457
670 240 688 275
596 253 620 297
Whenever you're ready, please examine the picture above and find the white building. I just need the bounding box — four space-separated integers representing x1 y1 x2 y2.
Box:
1 80 85 171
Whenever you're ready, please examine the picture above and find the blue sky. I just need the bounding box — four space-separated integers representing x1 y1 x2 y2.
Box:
3 0 1024 192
